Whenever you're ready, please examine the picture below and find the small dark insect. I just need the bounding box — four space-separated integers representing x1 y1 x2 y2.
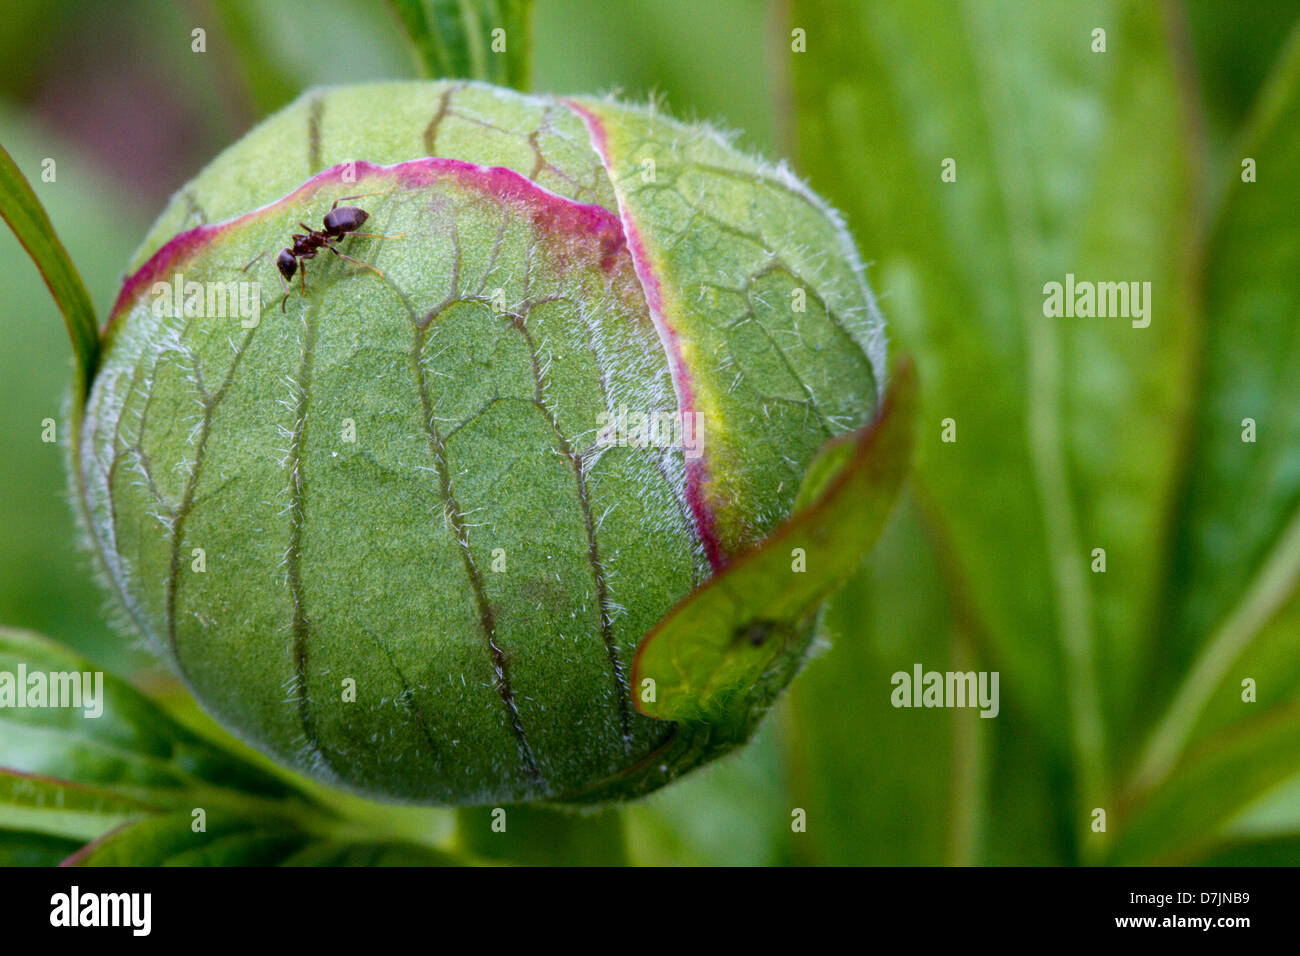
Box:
244 191 400 312
738 620 773 647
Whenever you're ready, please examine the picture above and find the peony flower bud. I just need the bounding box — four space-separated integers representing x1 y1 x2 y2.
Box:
75 81 889 805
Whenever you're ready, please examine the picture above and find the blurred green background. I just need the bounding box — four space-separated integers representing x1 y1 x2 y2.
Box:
2 0 1299 865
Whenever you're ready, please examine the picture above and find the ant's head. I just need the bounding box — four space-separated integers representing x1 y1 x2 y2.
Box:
323 205 369 237
276 248 297 280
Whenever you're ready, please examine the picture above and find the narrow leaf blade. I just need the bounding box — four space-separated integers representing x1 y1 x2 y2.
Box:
1110 706 1300 865
0 769 151 843
63 810 468 867
0 142 98 402
388 0 533 89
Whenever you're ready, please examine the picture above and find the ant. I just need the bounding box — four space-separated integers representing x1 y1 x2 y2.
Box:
244 191 401 312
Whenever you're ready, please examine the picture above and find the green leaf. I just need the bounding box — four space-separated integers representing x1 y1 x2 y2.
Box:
0 829 82 867
624 723 791 865
62 811 303 867
1132 23 1300 795
276 839 468 866
63 809 467 867
0 628 302 807
0 770 151 843
790 0 1195 837
633 361 915 728
456 804 626 865
782 498 962 865
784 492 1080 866
1108 705 1300 865
389 0 534 89
1195 834 1300 866
0 141 99 405
212 0 306 116
0 106 150 675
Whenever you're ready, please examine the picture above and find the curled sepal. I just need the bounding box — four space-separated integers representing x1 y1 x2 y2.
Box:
632 359 916 729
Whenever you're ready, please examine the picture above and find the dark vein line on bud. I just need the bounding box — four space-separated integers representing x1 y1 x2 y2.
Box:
180 188 208 227
165 322 261 667
306 93 324 173
359 623 443 771
105 361 153 545
412 323 544 787
422 82 463 156
505 304 635 749
92 360 158 647
122 362 176 519
285 298 334 776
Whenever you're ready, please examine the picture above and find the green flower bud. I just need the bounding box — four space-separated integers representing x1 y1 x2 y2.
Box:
75 81 887 805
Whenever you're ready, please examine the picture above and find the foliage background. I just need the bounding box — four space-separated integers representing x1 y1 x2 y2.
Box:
1 0 1298 865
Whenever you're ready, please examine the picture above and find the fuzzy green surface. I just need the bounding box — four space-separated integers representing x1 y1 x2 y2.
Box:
80 82 885 805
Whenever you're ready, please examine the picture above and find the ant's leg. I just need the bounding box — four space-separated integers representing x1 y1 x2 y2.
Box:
326 244 385 279
275 265 295 313
329 186 398 210
273 262 293 313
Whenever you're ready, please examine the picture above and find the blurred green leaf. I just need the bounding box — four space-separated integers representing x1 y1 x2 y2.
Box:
0 770 151 844
276 839 468 866
456 804 625 865
1197 834 1300 866
790 0 1196 850
789 1 1300 868
533 0 778 156
0 628 305 807
1134 23 1300 795
0 104 149 673
624 721 791 866
634 362 914 728
0 141 98 405
0 829 82 867
1 630 466 865
1110 705 1300 864
783 498 960 865
63 809 468 866
212 0 305 116
389 0 533 89
1185 0 1300 193
61 811 292 867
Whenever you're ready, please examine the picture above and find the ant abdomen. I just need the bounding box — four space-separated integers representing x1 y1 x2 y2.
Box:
323 206 369 237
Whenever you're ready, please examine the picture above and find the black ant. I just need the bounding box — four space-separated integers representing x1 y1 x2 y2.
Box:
244 191 401 312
